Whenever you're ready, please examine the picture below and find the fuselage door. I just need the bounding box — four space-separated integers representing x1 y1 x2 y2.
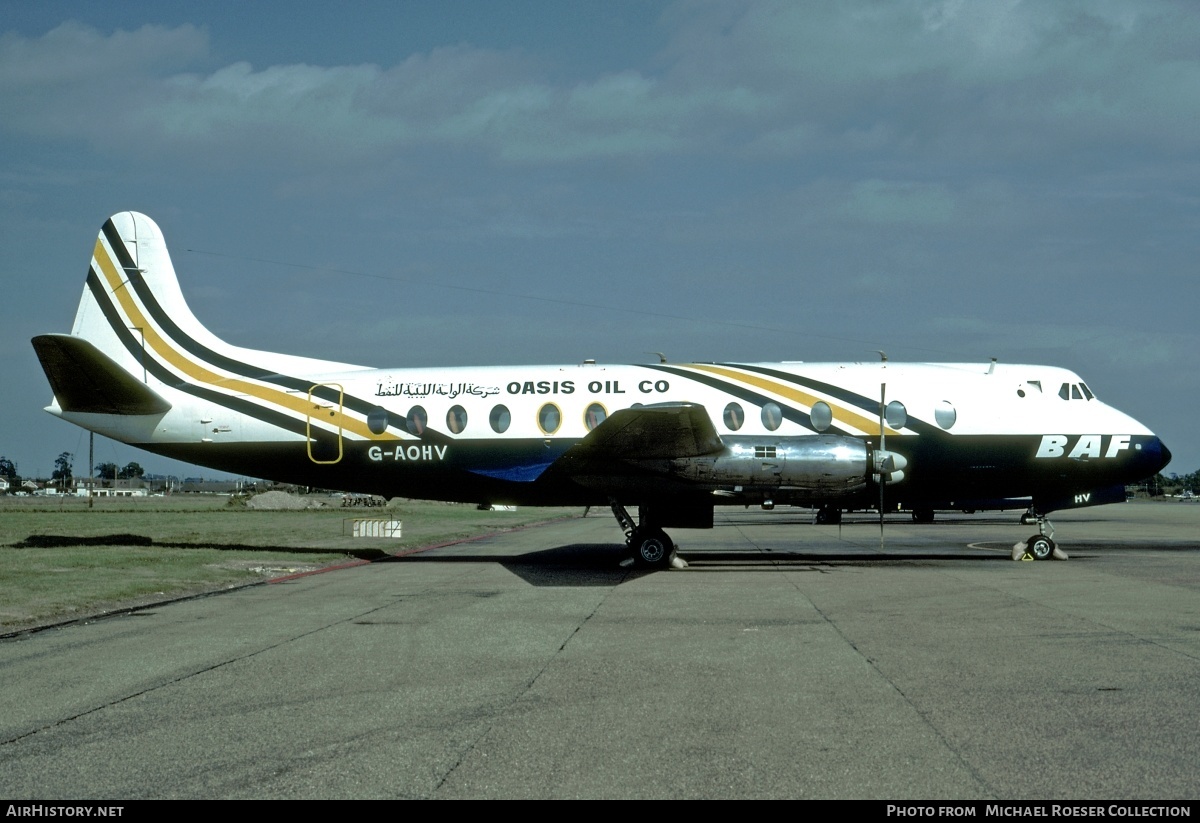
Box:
307 383 344 465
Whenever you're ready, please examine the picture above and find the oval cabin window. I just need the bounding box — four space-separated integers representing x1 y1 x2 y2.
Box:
761 402 782 432
489 405 511 434
810 401 832 432
537 403 561 435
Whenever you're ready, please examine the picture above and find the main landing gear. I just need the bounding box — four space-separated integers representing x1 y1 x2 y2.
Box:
1013 507 1068 561
610 501 688 570
814 505 842 525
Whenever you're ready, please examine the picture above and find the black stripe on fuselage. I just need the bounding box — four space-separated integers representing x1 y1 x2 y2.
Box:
85 269 315 440
642 364 853 436
719 362 943 437
99 219 411 435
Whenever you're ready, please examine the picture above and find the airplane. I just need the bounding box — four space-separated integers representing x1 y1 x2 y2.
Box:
32 212 1172 568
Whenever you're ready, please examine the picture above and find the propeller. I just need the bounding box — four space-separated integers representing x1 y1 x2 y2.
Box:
874 379 909 550
879 382 886 549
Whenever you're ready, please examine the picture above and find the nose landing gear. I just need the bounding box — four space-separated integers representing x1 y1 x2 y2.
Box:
1013 509 1068 561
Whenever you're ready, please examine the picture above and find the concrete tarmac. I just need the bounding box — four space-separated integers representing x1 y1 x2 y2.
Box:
1 502 1198 799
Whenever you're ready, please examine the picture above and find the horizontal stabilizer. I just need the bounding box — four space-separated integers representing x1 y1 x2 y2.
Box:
32 334 172 415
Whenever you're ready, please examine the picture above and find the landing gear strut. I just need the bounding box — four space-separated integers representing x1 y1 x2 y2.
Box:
1013 509 1067 561
609 500 686 570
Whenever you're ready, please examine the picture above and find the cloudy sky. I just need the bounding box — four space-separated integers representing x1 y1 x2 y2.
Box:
2 0 1196 480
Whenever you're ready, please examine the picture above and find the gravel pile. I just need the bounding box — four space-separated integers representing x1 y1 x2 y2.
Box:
245 491 318 510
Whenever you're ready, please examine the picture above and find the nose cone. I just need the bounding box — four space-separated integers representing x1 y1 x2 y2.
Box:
1157 439 1172 472
1143 436 1172 475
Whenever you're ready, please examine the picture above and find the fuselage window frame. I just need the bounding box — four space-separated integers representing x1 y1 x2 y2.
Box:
405 405 428 436
538 402 562 435
446 405 467 435
723 402 745 432
934 400 956 430
489 404 511 434
584 402 607 431
761 402 782 432
810 401 832 432
366 406 389 436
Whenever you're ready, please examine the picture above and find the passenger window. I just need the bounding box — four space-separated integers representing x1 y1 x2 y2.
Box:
761 402 782 432
885 400 907 429
489 405 511 434
585 403 607 431
934 400 956 430
446 405 467 434
723 402 744 431
366 406 389 435
810 401 832 432
538 403 561 435
406 406 427 435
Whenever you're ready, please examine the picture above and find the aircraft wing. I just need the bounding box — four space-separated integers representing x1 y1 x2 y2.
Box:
573 402 723 459
548 401 722 478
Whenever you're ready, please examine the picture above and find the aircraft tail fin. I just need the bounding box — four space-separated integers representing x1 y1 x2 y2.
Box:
48 212 366 402
61 211 229 382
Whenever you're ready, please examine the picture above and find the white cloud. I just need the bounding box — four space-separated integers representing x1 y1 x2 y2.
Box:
4 5 1198 168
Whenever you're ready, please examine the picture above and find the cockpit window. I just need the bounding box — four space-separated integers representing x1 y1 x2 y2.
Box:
1059 382 1093 401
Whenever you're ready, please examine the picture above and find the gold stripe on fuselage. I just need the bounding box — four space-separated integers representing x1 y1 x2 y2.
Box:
684 363 900 437
92 239 397 442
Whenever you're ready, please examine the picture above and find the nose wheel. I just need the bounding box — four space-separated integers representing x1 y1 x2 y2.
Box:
1025 534 1056 560
1012 512 1067 561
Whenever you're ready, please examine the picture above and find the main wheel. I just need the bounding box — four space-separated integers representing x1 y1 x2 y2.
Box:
912 508 935 524
1027 534 1055 561
815 506 842 525
631 528 674 569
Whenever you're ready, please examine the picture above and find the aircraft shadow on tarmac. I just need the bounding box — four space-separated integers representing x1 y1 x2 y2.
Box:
386 541 1018 587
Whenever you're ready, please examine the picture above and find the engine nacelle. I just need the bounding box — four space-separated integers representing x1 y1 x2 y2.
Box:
666 434 870 499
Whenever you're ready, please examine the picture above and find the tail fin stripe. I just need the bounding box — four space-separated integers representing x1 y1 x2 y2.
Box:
101 217 138 273
83 268 317 439
90 238 398 442
94 227 405 429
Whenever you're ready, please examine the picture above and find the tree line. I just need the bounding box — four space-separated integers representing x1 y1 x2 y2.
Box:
0 452 144 486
